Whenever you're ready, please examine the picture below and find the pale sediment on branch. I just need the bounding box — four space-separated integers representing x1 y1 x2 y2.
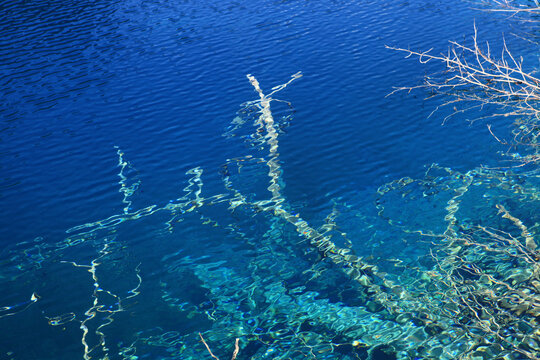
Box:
497 203 537 250
242 74 436 322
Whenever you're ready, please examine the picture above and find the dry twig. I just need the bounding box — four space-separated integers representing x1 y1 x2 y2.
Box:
480 0 540 15
387 25 540 123
387 23 540 165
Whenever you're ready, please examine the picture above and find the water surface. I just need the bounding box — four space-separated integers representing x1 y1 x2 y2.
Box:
1 1 537 359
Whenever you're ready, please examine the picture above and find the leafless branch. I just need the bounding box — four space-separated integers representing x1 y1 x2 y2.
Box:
480 0 540 15
387 23 540 163
199 333 241 360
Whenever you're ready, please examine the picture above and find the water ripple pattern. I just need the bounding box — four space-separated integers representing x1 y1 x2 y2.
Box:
0 0 538 359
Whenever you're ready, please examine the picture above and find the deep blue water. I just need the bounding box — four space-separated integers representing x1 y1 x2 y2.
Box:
1 1 538 359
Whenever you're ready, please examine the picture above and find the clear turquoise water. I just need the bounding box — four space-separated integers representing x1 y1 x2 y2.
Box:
0 1 538 359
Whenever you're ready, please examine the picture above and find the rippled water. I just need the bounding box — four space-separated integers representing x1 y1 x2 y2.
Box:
1 0 538 359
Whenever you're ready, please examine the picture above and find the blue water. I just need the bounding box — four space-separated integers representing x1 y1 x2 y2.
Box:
1 0 538 359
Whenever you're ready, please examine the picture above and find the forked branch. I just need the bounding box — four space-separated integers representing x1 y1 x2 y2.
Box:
387 24 540 163
199 333 240 360
387 25 539 120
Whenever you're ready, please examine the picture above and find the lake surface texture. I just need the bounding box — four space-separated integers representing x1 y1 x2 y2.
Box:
1 0 539 359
